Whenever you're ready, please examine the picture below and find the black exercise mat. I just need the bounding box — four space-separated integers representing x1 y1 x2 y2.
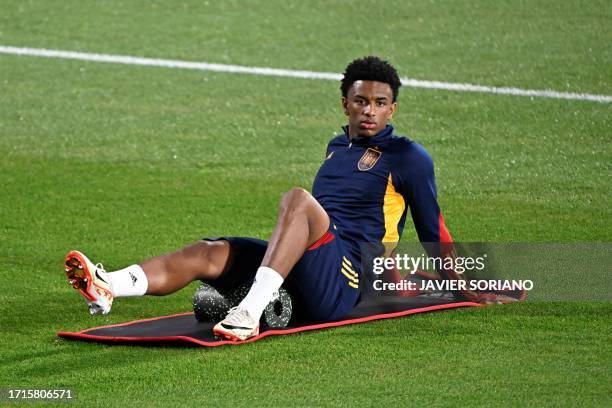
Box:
58 296 480 347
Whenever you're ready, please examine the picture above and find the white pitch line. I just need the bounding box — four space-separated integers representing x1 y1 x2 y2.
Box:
1 45 610 103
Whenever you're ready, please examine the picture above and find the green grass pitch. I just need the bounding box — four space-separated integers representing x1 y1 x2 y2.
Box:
0 1 610 406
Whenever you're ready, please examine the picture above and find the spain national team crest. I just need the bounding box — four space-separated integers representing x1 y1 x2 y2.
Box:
358 148 382 171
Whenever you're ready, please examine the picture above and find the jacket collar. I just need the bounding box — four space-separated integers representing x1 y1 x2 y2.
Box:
342 124 394 148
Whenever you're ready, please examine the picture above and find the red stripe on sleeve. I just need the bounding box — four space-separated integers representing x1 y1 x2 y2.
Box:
439 213 453 243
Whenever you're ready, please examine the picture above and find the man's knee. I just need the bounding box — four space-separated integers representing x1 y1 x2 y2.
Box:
279 188 313 214
185 240 230 279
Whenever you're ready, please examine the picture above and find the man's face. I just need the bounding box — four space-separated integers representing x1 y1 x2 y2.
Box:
342 80 397 138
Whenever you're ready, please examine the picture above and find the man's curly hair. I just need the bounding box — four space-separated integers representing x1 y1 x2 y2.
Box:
341 56 401 102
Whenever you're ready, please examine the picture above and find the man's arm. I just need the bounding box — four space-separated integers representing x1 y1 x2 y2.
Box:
395 144 504 303
395 142 452 246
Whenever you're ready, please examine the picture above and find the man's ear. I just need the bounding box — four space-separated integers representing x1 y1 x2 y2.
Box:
388 101 397 120
341 97 349 116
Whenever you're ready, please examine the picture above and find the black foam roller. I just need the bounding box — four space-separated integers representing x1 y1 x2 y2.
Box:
193 283 292 328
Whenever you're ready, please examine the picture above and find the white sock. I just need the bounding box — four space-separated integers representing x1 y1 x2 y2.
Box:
107 265 148 297
239 266 284 321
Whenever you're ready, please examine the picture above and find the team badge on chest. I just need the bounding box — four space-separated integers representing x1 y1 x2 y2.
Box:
358 148 382 171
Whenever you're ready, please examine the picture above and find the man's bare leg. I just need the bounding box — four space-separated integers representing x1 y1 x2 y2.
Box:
213 188 329 340
260 187 330 278
65 240 232 315
139 240 231 295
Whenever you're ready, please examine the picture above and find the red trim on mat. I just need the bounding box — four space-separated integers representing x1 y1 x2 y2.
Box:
306 231 335 251
57 301 480 347
77 312 195 333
